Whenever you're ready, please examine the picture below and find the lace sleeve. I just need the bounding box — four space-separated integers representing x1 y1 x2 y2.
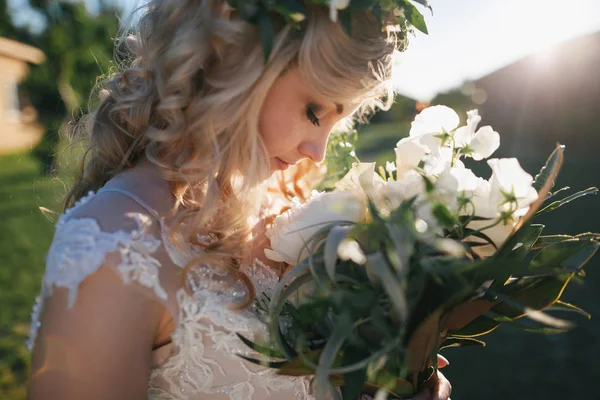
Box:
27 192 168 351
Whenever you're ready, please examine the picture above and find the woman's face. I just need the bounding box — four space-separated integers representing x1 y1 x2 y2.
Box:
259 69 356 172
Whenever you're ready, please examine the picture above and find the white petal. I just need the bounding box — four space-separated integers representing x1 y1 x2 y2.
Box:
395 137 427 179
409 105 460 137
470 126 500 160
337 239 366 265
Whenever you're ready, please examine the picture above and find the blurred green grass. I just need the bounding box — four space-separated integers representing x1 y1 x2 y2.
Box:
0 152 63 399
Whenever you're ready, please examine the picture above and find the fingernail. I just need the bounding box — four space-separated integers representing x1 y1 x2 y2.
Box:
438 354 450 366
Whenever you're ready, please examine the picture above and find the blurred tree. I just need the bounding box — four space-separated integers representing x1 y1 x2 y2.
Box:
18 0 120 172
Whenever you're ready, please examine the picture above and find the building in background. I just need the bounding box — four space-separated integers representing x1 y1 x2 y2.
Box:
0 37 44 155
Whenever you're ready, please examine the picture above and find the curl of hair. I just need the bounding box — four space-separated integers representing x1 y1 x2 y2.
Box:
64 0 399 309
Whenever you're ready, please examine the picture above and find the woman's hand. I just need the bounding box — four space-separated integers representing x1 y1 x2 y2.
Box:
410 355 452 400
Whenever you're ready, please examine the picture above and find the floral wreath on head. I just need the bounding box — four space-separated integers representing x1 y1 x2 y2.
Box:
225 0 432 60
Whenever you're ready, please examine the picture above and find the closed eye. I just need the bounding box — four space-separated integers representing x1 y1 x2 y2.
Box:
306 106 320 127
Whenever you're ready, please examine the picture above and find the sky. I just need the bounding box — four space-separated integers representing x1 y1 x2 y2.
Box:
9 0 600 100
393 0 600 100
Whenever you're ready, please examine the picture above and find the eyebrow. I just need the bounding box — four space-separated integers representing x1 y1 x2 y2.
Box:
335 103 344 114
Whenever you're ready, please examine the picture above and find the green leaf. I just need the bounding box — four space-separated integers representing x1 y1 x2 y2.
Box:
449 315 500 338
533 144 565 192
515 144 564 231
439 336 486 350
270 272 316 359
258 11 275 61
341 350 367 400
487 290 573 329
536 187 598 215
531 238 600 269
498 224 544 259
315 312 354 400
547 300 591 319
408 0 433 13
236 333 285 358
406 309 442 373
400 0 428 34
237 355 287 368
531 234 574 251
278 350 323 376
366 252 408 322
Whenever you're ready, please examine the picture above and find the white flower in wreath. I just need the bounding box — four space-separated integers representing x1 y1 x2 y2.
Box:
329 0 350 22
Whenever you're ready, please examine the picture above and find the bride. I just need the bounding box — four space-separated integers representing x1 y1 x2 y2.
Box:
27 1 451 399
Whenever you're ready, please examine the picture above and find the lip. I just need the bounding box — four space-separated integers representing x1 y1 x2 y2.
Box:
275 157 291 171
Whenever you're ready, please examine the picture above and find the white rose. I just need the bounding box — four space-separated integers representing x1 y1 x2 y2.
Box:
265 191 366 266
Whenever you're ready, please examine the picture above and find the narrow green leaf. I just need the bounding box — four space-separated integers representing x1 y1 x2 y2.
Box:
532 238 600 269
341 351 367 400
533 144 565 192
237 355 287 369
487 290 573 329
440 337 486 350
450 315 500 338
366 252 408 321
536 187 598 215
531 234 574 250
236 333 285 358
547 300 591 319
315 312 353 400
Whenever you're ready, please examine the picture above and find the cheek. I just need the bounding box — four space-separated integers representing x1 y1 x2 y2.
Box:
259 103 304 155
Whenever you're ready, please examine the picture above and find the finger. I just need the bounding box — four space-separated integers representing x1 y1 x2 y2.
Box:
437 354 450 369
432 370 452 400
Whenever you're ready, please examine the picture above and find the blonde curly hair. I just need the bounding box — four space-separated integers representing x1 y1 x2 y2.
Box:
65 0 400 307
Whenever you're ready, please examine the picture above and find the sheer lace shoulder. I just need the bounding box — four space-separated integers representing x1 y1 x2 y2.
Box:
27 190 169 351
27 185 335 399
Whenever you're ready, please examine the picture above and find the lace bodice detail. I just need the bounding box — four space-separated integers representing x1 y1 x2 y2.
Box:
27 190 316 400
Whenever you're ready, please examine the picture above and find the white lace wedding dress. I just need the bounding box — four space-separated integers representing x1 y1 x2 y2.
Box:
26 185 318 399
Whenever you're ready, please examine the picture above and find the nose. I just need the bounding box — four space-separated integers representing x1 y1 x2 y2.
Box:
298 130 330 163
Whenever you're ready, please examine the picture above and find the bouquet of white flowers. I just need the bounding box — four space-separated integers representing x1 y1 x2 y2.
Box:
240 106 599 399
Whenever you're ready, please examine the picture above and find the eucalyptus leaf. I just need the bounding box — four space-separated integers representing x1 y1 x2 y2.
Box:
315 312 353 400
366 252 408 322
531 238 600 269
547 300 591 319
449 315 500 338
439 337 486 350
535 187 598 215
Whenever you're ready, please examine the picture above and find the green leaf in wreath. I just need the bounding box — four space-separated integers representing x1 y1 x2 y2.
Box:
399 0 428 34
258 11 275 61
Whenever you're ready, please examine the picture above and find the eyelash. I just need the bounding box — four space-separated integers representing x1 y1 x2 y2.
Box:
306 106 320 127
